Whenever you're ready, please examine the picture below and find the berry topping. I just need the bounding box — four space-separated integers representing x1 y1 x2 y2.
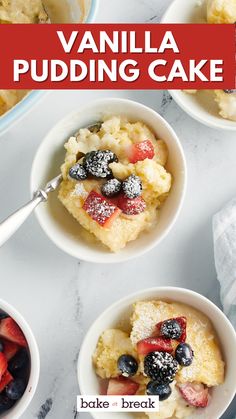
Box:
0 318 27 347
5 378 26 400
101 179 122 198
224 90 236 94
0 353 7 381
83 150 118 179
83 191 121 228
146 382 172 401
177 383 209 408
122 175 142 199
2 340 19 361
117 194 146 215
8 348 29 375
0 371 13 392
156 317 187 343
117 355 138 377
0 310 8 320
175 343 194 367
137 337 172 356
160 319 182 340
144 352 178 384
107 377 139 396
129 140 155 164
69 163 88 181
0 394 15 413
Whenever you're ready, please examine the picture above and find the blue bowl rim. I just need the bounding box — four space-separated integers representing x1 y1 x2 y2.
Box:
0 0 99 135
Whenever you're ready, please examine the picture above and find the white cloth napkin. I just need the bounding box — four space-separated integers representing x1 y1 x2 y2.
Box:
213 197 236 322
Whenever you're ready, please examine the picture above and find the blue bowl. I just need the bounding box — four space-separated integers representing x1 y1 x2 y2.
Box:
0 0 99 135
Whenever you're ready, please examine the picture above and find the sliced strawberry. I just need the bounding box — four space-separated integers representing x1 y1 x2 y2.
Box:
0 318 27 348
2 339 19 361
156 317 187 342
0 370 13 392
128 140 155 164
137 337 173 356
117 194 146 215
177 383 209 408
0 353 8 381
107 377 139 396
83 191 121 228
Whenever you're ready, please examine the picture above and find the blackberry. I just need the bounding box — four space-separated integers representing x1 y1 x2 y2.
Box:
122 175 142 199
83 150 118 179
146 382 172 401
117 355 138 377
175 343 194 367
144 352 178 384
102 178 122 198
69 163 88 181
6 379 26 401
160 319 182 340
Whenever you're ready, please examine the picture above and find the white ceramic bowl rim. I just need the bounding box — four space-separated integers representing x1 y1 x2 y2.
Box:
0 299 40 419
78 286 236 419
30 97 187 263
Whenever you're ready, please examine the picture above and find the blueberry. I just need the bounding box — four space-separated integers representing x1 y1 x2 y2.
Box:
69 163 88 181
83 150 118 179
160 319 182 340
0 341 4 353
8 349 29 375
101 178 122 198
117 355 138 377
144 352 178 384
0 395 15 413
175 343 194 367
122 175 142 199
6 379 26 400
146 382 172 401
0 310 8 320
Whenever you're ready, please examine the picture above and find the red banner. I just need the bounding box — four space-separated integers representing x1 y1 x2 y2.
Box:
0 24 235 89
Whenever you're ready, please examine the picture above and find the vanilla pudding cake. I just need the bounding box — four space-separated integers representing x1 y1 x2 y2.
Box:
184 0 236 122
93 300 224 419
58 117 172 252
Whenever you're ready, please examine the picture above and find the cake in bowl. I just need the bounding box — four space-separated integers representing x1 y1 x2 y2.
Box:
93 299 225 419
184 0 236 122
58 116 172 253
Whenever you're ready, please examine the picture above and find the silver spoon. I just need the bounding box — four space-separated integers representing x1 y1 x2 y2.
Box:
0 174 62 247
0 122 102 247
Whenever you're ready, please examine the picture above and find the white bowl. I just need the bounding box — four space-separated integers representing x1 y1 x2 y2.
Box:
161 0 236 131
0 0 99 135
77 286 236 419
31 98 187 263
0 299 40 419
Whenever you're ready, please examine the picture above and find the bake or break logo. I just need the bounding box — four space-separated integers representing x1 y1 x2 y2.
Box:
77 396 159 412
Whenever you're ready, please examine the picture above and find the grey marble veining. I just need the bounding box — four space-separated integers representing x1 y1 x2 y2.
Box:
0 0 235 418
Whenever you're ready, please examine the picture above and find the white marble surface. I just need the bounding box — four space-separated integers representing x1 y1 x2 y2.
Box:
0 0 235 418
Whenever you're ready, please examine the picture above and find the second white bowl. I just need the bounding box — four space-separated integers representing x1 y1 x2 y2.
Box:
31 98 186 263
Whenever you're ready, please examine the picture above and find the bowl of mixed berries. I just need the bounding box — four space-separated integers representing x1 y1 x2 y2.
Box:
0 300 39 418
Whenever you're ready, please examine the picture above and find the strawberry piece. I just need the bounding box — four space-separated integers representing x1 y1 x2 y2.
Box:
156 317 187 342
0 318 27 348
2 339 19 361
128 140 155 164
137 337 173 356
107 377 139 396
0 353 8 381
177 383 209 408
117 194 146 215
83 191 121 228
0 370 13 392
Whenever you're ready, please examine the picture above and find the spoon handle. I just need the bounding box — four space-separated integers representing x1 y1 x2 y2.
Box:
0 192 45 247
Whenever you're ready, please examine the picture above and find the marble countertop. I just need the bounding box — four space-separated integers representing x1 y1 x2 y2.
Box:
0 0 235 418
